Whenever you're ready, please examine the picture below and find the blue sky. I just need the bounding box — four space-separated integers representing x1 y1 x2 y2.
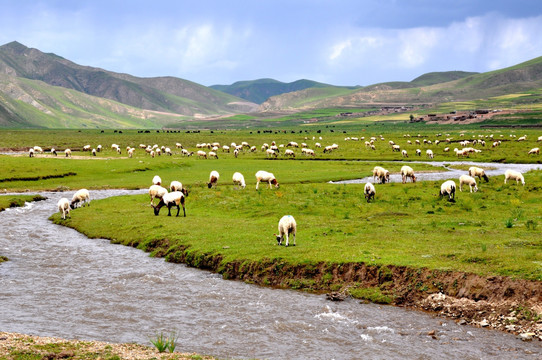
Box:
1 1 542 86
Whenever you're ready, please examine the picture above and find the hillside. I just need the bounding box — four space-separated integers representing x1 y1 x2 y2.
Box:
210 78 355 104
0 41 257 118
260 62 542 110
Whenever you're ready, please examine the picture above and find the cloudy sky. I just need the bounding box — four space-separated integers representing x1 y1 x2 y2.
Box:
1 0 542 86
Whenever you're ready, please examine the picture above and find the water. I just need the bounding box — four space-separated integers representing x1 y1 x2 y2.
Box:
1 189 541 359
331 160 542 184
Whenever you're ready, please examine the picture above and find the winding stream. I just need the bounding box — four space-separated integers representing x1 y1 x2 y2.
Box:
1 163 541 359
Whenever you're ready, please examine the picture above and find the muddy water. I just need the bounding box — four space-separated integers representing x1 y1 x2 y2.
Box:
331 161 542 184
0 190 541 359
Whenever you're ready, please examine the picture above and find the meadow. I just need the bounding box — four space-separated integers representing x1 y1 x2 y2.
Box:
1 125 542 294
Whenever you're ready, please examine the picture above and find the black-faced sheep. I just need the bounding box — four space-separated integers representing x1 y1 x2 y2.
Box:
372 166 390 184
152 175 162 186
364 182 375 202
468 166 489 182
275 215 296 246
70 189 90 209
152 191 186 217
208 170 219 188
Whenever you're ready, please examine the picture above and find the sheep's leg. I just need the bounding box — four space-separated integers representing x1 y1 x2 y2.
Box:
167 205 172 216
292 232 296 246
285 233 289 247
175 205 180 217
256 180 260 189
269 181 272 189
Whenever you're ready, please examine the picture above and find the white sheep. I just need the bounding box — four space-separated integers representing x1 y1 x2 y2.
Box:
275 215 296 246
232 172 246 189
255 170 279 189
528 147 540 155
364 182 375 202
152 191 186 217
165 147 172 156
504 169 525 186
401 149 408 157
439 180 456 201
149 184 168 205
426 149 434 159
208 170 219 188
128 148 135 158
372 166 390 184
91 148 97 156
70 189 90 209
284 149 295 157
208 151 218 159
459 174 478 193
51 148 57 156
169 180 183 192
57 198 71 219
266 148 278 158
468 166 489 182
64 149 72 157
152 175 162 186
33 146 43 153
400 165 416 183
29 148 34 157
416 149 421 156
197 150 207 159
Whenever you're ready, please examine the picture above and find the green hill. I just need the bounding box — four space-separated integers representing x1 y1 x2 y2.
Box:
210 78 357 104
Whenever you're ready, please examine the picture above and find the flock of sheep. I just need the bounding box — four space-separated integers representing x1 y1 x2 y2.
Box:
49 131 539 247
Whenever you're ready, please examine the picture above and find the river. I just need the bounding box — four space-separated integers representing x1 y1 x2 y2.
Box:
1 164 541 359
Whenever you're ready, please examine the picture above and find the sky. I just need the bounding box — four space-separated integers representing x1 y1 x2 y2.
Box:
1 0 542 87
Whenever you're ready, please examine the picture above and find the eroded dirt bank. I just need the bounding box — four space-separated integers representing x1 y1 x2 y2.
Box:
160 244 542 341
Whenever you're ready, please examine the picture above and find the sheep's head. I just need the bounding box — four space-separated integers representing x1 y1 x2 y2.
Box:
181 187 189 197
207 182 213 189
412 175 417 183
274 233 282 245
482 174 489 182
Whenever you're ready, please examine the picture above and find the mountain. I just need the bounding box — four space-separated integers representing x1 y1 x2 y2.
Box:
260 58 542 111
0 41 257 118
210 78 356 104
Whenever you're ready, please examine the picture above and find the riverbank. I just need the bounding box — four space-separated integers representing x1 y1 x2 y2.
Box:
0 332 214 359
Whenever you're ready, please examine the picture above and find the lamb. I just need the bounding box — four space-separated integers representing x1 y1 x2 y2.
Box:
70 189 90 209
426 149 434 159
401 149 408 157
459 174 478 193
275 215 296 246
468 166 489 182
364 182 375 202
64 149 72 157
400 165 416 183
149 184 168 205
208 170 219 188
152 191 186 217
57 197 71 220
255 170 279 189
232 172 246 189
504 169 525 186
372 166 390 184
152 175 162 186
528 147 540 155
439 180 456 201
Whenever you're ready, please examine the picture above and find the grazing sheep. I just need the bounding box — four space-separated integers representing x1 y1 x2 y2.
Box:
426 149 434 159
266 148 278 158
28 148 34 157
169 180 183 192
416 149 421 156
504 169 525 186
255 170 279 189
372 166 390 184
232 172 246 189
57 198 71 220
208 151 218 159
401 149 408 158
197 150 207 159
528 147 540 155
284 149 295 157
400 165 416 183
83 145 91 151
538 135 542 142
91 148 97 156
165 147 172 156
459 174 478 193
51 148 57 156
439 180 456 201
208 170 219 188
33 146 43 153
152 175 162 186
70 189 90 209
64 149 72 157
152 191 186 217
149 184 168 205
364 182 375 202
275 215 296 246
128 148 135 158
468 166 489 182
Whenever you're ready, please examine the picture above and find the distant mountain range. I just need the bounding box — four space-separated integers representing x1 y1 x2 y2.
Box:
1 40 542 129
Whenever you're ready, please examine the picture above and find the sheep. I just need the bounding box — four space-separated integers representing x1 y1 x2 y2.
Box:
57 197 71 220
392 144 401 152
51 148 57 156
538 136 542 142
64 149 72 157
426 149 434 159
91 148 97 156
255 170 279 189
401 149 408 158
169 180 183 192
208 151 218 159
275 215 296 246
70 189 90 209
128 148 135 158
400 165 416 183
459 174 478 193
468 166 489 182
208 170 219 188
152 175 162 186
364 182 375 202
152 191 186 217
197 150 207 159
439 180 456 201
266 148 278 158
222 145 230 152
504 169 525 186
149 184 168 205
29 148 34 157
528 147 540 155
284 149 295 157
165 147 172 156
372 166 390 184
97 145 102 152
416 149 421 156
232 172 246 189
33 146 43 153
83 145 91 151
